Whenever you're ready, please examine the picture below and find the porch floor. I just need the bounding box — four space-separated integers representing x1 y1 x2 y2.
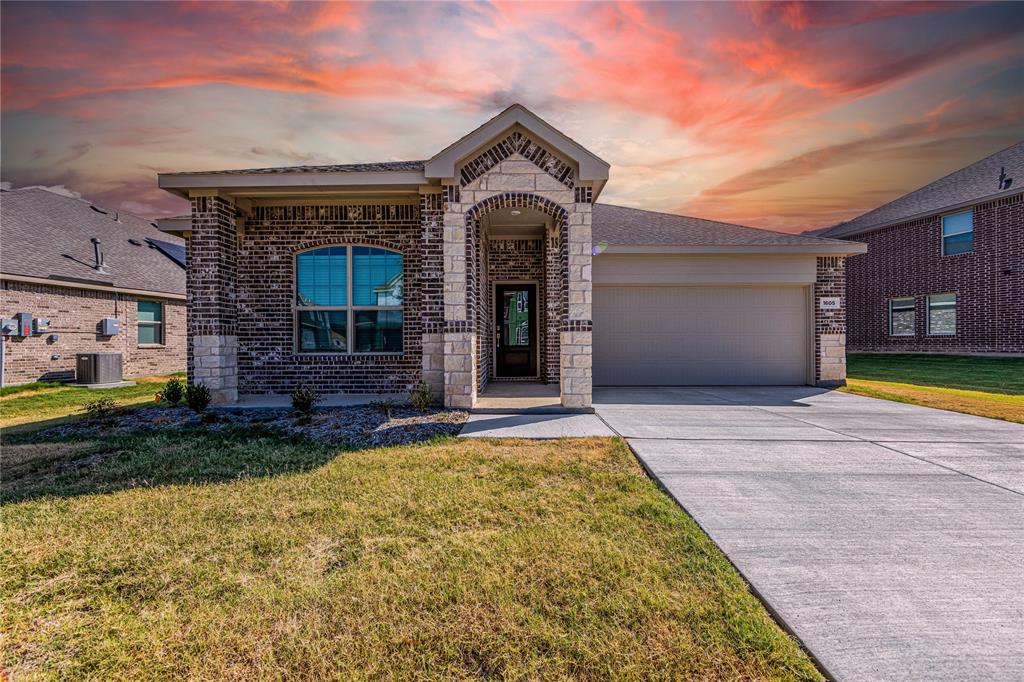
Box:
474 382 569 414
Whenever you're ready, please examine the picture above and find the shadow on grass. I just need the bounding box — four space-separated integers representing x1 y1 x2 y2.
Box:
1 426 343 505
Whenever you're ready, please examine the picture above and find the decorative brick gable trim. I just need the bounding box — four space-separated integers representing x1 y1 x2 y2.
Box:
459 130 576 189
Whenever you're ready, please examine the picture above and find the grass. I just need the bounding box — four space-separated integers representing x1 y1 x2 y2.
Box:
0 373 183 431
846 353 1024 394
1 430 822 680
845 354 1024 422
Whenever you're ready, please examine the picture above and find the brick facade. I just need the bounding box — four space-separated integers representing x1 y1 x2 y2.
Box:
845 192 1023 353
229 202 436 397
814 256 847 385
1 280 185 385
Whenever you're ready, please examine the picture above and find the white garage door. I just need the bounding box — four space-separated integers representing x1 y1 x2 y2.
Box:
593 286 810 386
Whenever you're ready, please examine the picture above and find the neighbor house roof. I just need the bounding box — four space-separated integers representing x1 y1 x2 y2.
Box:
593 204 864 254
0 187 186 297
815 140 1024 239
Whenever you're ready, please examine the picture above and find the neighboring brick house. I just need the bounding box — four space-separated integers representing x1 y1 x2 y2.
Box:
157 104 864 408
814 142 1023 354
1 187 186 385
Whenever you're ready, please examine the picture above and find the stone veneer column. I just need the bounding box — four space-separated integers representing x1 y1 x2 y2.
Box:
188 193 238 403
815 256 847 387
561 190 593 409
441 184 476 408
419 190 445 401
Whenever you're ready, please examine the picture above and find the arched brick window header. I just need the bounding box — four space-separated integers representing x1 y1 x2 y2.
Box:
464 192 570 226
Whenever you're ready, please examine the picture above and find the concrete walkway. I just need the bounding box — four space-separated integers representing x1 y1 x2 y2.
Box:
459 412 614 438
594 387 1024 681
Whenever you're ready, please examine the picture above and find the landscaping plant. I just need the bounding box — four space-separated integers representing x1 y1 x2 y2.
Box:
160 377 185 406
81 397 120 421
409 381 433 411
185 382 211 414
369 398 396 419
291 384 322 422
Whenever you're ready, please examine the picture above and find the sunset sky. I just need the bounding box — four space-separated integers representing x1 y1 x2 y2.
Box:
2 1 1022 232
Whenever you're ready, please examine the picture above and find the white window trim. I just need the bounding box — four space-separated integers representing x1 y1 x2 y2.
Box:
941 209 973 256
926 293 957 336
294 245 404 355
137 299 165 347
888 297 915 337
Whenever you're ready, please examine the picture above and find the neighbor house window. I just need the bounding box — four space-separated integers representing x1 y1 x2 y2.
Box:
927 294 956 336
941 209 973 255
889 297 915 336
137 300 164 345
295 246 403 353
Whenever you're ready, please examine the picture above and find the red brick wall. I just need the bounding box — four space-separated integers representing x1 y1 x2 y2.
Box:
845 192 1023 353
1 280 185 385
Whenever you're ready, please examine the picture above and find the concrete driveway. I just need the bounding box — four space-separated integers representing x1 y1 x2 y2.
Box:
594 387 1024 682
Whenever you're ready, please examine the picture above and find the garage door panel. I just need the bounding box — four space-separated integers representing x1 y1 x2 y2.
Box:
594 286 809 386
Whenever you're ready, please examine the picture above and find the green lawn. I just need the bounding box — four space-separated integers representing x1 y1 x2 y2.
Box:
1 429 822 680
0 373 183 431
844 354 1024 422
847 353 1024 394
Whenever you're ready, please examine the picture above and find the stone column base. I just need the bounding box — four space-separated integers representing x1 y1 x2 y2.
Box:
560 330 592 409
192 334 238 404
443 331 476 409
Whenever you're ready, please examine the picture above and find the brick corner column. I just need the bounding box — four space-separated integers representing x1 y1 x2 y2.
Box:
419 189 445 402
815 256 847 388
561 200 593 409
441 185 476 409
188 194 238 404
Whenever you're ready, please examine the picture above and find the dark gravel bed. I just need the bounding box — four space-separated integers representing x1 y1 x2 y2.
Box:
34 404 469 447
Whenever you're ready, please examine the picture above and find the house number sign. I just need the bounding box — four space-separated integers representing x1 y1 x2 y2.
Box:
818 297 841 310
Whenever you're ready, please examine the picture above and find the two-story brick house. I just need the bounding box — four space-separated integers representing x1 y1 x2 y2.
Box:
814 142 1023 355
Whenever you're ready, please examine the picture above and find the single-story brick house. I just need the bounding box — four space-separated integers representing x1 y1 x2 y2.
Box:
157 105 865 408
813 141 1022 355
1 187 186 385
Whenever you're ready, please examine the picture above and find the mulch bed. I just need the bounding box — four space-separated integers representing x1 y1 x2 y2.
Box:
35 404 469 447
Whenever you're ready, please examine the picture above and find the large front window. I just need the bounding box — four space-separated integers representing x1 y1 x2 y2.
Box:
295 246 403 353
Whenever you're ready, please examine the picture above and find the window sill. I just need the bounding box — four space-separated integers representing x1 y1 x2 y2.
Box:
138 344 166 349
294 352 404 358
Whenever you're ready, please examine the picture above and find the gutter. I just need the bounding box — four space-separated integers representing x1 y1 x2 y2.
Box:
601 243 867 256
1 273 186 301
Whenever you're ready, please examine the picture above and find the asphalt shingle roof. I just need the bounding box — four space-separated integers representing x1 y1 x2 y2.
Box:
592 203 852 247
0 188 186 295
816 141 1024 239
168 161 426 176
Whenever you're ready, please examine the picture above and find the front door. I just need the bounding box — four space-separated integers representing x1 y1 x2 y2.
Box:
495 283 537 377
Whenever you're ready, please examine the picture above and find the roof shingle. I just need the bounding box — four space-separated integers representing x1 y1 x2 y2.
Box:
817 141 1024 239
592 203 852 247
0 188 186 295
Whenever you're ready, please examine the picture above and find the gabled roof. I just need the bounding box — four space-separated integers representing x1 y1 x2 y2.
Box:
816 140 1023 239
424 104 610 183
593 204 864 254
158 104 610 198
0 187 186 296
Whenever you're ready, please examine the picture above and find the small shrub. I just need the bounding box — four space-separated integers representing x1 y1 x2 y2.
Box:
185 382 212 413
161 377 185 406
369 398 397 419
291 384 322 418
82 397 120 421
409 381 433 411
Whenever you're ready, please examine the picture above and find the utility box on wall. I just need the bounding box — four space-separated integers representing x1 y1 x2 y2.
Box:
100 318 120 336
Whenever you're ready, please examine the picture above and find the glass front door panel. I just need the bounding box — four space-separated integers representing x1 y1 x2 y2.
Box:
503 290 530 346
